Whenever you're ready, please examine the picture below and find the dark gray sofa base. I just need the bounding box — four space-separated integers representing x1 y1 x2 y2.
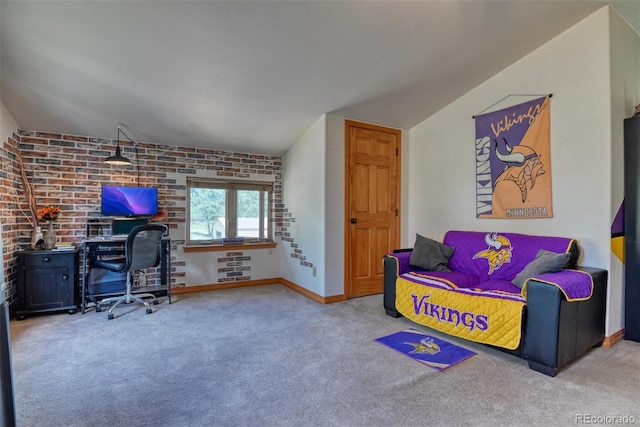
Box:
383 253 607 377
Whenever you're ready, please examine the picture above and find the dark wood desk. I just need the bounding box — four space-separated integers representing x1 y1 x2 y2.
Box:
80 236 171 314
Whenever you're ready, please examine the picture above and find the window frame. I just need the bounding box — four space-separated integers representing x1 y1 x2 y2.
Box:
186 177 273 246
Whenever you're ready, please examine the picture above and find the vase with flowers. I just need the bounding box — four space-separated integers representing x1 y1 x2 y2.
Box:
38 206 61 250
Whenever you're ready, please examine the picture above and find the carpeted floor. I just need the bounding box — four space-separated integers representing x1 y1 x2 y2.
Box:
9 284 640 426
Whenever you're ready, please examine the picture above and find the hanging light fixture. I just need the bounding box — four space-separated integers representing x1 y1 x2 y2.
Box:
104 126 133 166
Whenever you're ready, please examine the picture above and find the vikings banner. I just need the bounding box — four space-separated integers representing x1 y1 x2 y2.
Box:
475 95 552 218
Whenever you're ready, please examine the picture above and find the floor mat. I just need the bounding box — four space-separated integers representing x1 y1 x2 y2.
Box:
375 328 476 371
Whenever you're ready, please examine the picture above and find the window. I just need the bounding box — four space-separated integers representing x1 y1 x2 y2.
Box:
187 178 273 245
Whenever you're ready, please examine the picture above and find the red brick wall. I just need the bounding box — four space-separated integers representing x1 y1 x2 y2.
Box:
1 129 283 305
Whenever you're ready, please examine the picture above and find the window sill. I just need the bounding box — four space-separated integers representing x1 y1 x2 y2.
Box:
183 242 277 253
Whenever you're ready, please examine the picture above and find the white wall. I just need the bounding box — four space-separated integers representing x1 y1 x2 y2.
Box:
280 115 326 295
408 7 620 333
179 247 280 285
324 114 345 296
1 102 19 144
610 9 640 332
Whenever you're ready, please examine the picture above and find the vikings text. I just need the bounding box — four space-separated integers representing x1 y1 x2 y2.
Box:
490 100 547 138
476 136 493 215
411 293 489 332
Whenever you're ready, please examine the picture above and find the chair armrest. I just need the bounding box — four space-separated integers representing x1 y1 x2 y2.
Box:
386 250 413 276
383 252 410 318
523 266 607 376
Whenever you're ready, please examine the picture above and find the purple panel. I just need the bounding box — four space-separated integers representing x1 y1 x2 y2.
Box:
443 230 574 283
612 201 624 236
532 270 593 301
475 279 521 294
410 271 480 289
385 251 413 275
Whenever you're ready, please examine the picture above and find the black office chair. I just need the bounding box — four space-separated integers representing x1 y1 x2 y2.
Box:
92 223 168 319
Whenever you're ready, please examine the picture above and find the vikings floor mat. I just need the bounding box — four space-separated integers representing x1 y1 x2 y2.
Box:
375 328 476 371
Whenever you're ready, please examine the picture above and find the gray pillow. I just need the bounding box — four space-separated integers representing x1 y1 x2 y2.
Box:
512 249 571 289
409 233 455 272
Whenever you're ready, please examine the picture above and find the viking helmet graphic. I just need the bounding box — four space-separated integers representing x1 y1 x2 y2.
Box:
473 232 513 274
494 138 539 167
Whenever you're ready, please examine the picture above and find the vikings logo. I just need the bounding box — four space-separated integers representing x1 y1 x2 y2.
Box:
473 232 513 274
494 138 545 203
405 337 441 355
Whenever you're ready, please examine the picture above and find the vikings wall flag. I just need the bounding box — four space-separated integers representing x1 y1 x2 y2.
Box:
475 95 552 219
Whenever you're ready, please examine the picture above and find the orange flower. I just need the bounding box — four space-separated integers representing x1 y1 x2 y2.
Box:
38 205 61 221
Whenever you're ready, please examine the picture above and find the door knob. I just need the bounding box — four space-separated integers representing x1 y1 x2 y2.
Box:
350 218 357 224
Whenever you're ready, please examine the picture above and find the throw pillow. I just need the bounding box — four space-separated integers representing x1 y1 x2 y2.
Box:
512 249 571 289
409 233 455 272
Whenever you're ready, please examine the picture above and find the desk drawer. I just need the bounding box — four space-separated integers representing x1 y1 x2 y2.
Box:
20 252 73 267
91 245 124 254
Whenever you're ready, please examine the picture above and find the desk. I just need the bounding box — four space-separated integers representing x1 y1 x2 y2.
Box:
80 236 171 314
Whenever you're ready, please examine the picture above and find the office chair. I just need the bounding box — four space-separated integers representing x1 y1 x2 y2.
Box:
92 223 168 319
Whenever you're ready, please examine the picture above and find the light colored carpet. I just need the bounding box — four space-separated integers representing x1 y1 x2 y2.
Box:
9 284 640 426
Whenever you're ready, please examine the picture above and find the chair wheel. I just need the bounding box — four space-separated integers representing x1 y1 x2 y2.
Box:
96 306 102 312
108 313 114 320
146 308 152 314
153 299 159 305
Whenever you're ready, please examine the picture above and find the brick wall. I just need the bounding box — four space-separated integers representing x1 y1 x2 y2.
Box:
1 129 283 304
0 132 21 303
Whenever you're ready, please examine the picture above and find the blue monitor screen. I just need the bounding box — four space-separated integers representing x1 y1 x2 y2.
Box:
101 186 158 216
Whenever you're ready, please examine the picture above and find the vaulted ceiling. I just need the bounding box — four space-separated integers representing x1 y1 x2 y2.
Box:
1 1 639 155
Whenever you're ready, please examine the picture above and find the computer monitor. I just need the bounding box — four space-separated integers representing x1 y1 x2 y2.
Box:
112 218 149 236
101 186 158 217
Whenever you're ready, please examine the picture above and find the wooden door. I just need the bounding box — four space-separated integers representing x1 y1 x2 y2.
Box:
345 120 400 298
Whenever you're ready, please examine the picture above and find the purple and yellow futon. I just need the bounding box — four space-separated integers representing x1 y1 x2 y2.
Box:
383 230 607 376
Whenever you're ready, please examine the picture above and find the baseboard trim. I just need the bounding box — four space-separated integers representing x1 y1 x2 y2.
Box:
278 278 345 304
171 277 345 304
171 278 282 294
602 329 625 348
